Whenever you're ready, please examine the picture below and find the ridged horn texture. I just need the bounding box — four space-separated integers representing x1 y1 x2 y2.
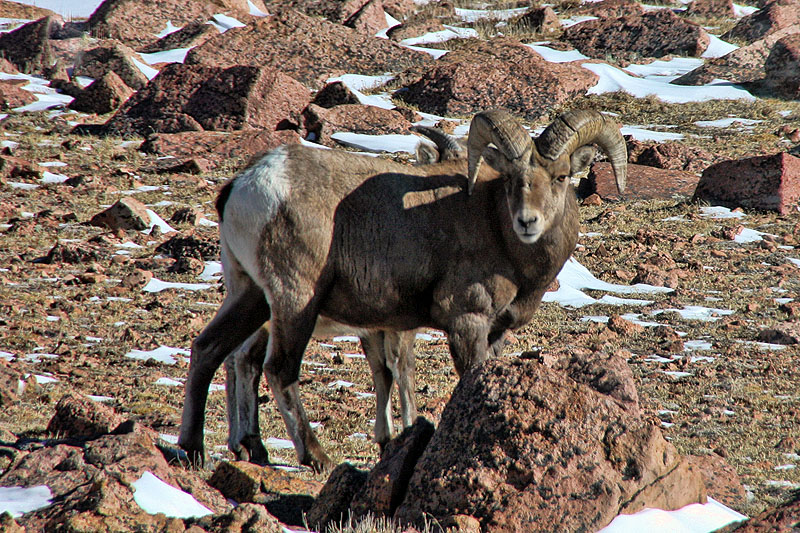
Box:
410 125 464 160
535 110 628 194
467 109 533 195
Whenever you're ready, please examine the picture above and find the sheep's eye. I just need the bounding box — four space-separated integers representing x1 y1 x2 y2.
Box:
554 174 568 183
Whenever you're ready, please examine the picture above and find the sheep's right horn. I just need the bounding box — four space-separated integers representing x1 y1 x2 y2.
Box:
410 125 464 161
466 109 533 195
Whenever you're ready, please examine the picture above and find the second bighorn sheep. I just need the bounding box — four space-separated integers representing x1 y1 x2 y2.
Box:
179 108 627 472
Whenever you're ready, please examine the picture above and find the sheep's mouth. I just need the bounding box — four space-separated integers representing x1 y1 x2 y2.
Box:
516 230 541 244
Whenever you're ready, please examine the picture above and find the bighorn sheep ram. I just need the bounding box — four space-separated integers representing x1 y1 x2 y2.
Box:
179 108 627 472
180 127 464 468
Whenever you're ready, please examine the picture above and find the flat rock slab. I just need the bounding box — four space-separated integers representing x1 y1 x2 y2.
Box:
585 162 701 201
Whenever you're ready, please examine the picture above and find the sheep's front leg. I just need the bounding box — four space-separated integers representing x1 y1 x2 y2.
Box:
447 314 491 377
226 324 270 465
362 332 395 450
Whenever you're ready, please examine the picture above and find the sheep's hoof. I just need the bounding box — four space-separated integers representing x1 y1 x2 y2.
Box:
178 444 208 469
238 435 270 466
302 445 334 474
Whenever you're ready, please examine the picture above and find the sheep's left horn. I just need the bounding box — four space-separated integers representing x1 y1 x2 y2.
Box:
536 110 627 194
466 109 533 195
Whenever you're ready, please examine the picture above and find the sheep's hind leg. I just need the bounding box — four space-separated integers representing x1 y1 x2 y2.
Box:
362 332 395 451
264 304 333 473
178 271 268 467
226 324 270 465
388 330 418 429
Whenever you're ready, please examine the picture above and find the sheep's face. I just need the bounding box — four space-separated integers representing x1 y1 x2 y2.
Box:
503 158 571 244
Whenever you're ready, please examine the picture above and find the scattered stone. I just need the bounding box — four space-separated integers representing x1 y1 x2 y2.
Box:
685 0 735 18
105 63 310 136
305 462 369 531
303 103 414 146
757 324 800 344
0 15 55 75
686 454 746 509
86 0 259 50
120 269 153 290
510 6 562 35
194 503 285 533
573 0 644 19
185 8 431 90
396 38 598 122
694 152 800 214
0 360 22 407
763 33 800 100
68 70 134 115
350 417 435 520
0 79 37 110
395 352 705 531
563 10 709 61
583 162 701 201
155 232 220 261
88 197 152 231
37 241 108 264
72 41 150 91
673 25 800 86
723 489 800 531
45 393 128 438
722 0 800 44
626 139 724 174
312 81 362 108
608 314 645 336
0 155 44 180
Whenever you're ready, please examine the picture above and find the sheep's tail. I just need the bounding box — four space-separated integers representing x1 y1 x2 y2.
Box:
216 179 235 222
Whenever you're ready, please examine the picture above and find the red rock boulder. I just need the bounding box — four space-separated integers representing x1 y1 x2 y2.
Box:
0 79 36 110
0 16 55 75
396 38 598 122
685 0 736 18
303 104 414 146
72 41 150 91
68 70 134 115
184 8 431 90
563 9 710 61
722 0 800 44
694 152 800 214
584 161 701 201
763 33 800 99
104 63 310 137
394 351 707 532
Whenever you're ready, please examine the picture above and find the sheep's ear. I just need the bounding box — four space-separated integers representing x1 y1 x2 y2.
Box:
569 145 597 176
482 146 505 172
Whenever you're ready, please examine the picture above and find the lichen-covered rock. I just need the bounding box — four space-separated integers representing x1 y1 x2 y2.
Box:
104 63 310 136
763 33 800 99
394 352 706 532
89 197 152 231
185 8 431 90
584 162 701 201
303 103 414 146
396 38 597 122
0 16 55 75
563 10 709 61
305 462 369 531
722 0 800 44
68 70 134 114
72 41 150 91
694 152 800 214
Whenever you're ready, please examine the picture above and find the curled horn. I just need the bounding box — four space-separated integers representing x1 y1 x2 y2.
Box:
410 125 465 161
466 109 533 195
535 110 627 194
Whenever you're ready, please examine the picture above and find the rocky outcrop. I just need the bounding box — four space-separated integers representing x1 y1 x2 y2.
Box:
394 351 706 532
72 41 150 91
303 104 414 146
184 8 431 90
0 16 55 75
694 152 800 214
68 70 134 115
104 63 310 136
563 10 709 61
396 38 597 122
763 33 800 99
722 0 800 44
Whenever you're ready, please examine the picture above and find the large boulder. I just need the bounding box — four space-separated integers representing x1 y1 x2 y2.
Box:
763 33 800 99
672 24 800 85
86 0 263 50
563 10 709 61
184 8 431 90
584 162 701 201
694 152 800 214
303 104 414 146
394 351 706 532
68 70 135 115
722 0 800 44
104 63 310 137
0 16 55 75
72 41 150 91
395 38 598 122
